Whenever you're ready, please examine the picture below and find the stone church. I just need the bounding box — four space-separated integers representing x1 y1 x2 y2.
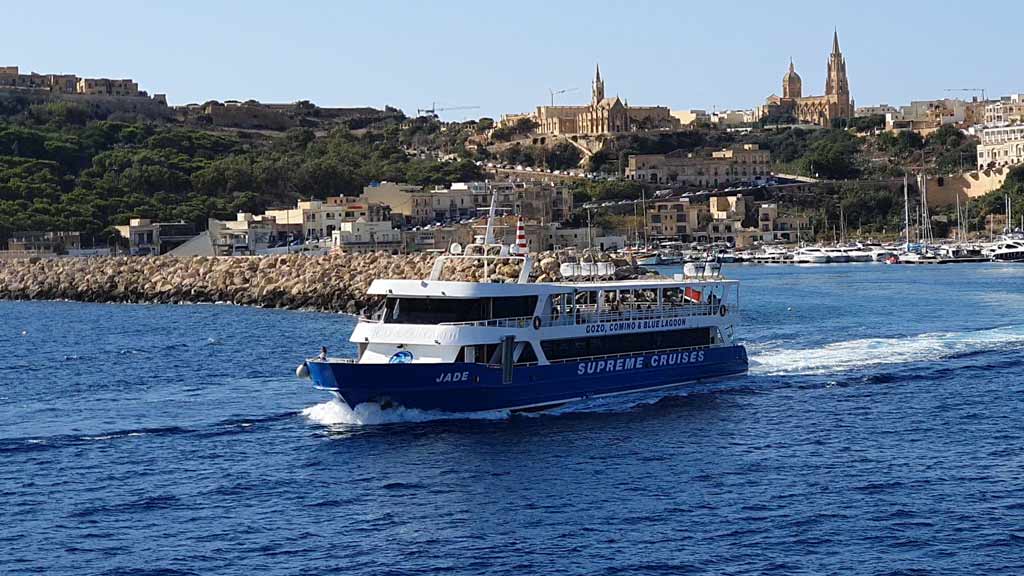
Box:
757 31 854 127
530 65 677 136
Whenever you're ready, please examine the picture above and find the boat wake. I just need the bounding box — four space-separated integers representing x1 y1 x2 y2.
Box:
751 324 1024 376
301 398 510 426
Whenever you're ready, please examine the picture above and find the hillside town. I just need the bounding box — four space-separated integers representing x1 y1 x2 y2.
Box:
2 29 1024 264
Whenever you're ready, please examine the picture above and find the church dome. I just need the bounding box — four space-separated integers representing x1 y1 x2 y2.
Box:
783 60 801 84
782 59 802 99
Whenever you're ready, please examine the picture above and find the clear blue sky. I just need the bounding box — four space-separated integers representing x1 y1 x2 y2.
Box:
5 1 1021 119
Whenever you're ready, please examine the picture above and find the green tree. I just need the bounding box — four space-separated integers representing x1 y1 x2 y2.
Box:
545 142 583 170
801 130 861 179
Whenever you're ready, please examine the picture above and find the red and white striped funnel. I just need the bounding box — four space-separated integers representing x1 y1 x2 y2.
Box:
514 217 528 255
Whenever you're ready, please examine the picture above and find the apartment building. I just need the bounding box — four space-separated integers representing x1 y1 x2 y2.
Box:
626 144 771 188
976 125 1024 170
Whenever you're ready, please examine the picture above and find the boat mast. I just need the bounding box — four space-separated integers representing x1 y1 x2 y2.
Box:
840 204 846 244
482 185 500 281
955 192 962 243
903 174 910 252
965 198 969 239
641 188 648 248
483 184 498 245
1007 194 1013 235
919 173 932 245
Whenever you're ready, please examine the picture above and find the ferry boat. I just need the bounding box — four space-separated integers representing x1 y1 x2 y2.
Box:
296 209 748 414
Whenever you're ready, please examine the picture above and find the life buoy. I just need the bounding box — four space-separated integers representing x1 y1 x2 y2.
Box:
532 316 542 330
719 305 728 317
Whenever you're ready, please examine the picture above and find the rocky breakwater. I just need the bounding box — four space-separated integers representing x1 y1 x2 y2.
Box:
0 250 650 313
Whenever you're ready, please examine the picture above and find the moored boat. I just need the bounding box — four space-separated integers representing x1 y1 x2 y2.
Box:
793 246 829 264
986 240 1024 262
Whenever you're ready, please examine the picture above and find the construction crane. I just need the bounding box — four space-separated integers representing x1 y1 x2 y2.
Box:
944 88 987 101
548 87 578 106
416 102 481 117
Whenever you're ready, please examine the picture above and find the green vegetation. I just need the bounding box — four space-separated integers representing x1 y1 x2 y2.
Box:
836 114 885 133
497 141 582 170
490 118 538 142
570 179 645 203
977 165 1024 220
0 111 482 244
870 124 977 176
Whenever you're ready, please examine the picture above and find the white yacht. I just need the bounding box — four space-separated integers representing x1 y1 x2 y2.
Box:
792 246 830 264
821 247 850 263
986 240 1024 262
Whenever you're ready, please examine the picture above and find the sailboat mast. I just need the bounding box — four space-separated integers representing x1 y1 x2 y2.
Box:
955 193 961 243
483 184 498 245
641 189 648 248
903 174 910 251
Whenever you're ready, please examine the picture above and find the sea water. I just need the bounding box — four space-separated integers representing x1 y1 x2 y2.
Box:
2 263 1023 574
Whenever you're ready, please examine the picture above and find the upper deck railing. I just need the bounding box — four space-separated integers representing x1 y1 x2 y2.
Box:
435 301 732 329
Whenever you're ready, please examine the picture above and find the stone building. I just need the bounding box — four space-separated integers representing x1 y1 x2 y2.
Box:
330 220 403 254
2 231 82 257
198 101 294 130
360 182 434 225
625 144 771 188
647 199 708 241
976 125 1024 170
115 219 195 255
646 195 807 247
670 109 710 126
440 180 573 224
530 65 678 136
756 32 854 127
264 197 391 240
0 66 144 97
76 77 140 97
984 94 1024 126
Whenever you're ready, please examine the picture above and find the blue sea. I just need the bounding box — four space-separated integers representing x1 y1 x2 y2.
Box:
2 263 1024 575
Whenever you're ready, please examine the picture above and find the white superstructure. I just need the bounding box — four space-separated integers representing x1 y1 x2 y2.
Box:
351 252 740 368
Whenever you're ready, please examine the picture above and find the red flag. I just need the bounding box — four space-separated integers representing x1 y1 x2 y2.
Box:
684 287 703 302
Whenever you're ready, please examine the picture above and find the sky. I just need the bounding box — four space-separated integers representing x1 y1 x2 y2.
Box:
4 1 1022 120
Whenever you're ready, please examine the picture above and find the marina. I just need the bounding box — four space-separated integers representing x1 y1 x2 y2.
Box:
608 235 1024 266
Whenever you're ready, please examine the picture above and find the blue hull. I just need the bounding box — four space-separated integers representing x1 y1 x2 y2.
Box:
306 346 748 413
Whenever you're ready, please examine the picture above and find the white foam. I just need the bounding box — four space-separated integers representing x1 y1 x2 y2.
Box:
302 398 510 426
752 324 1024 376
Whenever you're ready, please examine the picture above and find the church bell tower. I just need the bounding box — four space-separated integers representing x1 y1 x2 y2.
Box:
825 30 849 97
592 63 605 104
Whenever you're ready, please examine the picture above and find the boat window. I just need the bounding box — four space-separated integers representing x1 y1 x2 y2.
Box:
385 296 537 324
663 287 682 304
541 328 712 361
491 296 538 319
386 297 488 324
